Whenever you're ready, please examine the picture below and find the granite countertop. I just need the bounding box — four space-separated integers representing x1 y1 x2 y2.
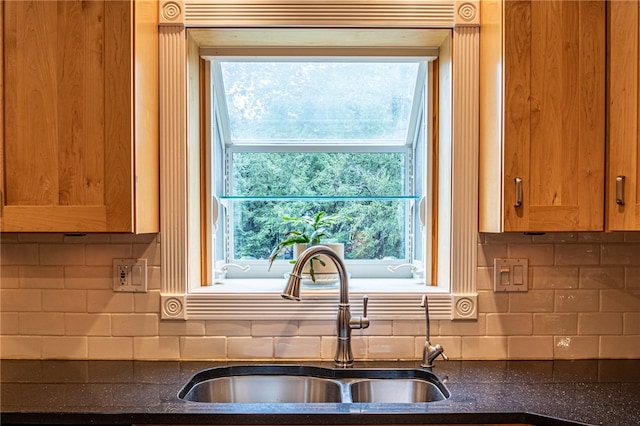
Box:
1 359 639 426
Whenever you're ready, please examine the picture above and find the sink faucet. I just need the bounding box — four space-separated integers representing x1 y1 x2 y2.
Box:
281 245 369 368
420 294 448 368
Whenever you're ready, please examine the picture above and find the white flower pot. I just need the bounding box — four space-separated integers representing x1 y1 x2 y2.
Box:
293 243 344 286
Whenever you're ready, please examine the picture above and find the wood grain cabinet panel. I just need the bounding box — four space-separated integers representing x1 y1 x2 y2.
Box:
607 0 640 230
480 0 605 232
0 0 158 233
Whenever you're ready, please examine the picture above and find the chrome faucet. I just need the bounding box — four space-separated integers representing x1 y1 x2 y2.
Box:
420 294 448 368
281 245 369 368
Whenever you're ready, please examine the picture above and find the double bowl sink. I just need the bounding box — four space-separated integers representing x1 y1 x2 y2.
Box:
178 365 450 404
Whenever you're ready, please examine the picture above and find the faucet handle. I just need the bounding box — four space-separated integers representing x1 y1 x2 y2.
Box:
350 295 370 330
421 342 448 368
362 295 368 318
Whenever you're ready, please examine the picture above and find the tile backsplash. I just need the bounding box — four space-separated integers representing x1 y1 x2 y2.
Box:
1 232 639 360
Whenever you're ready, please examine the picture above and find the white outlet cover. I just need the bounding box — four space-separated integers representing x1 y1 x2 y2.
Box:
113 258 148 293
493 258 528 292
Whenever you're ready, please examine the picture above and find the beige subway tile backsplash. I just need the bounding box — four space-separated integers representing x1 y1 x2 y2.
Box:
1 243 38 265
509 290 554 313
368 336 415 359
111 314 159 336
20 266 64 289
64 313 111 336
227 337 273 359
88 337 133 359
626 267 640 288
42 289 87 312
1 265 19 288
133 336 180 359
39 244 85 266
532 266 579 289
87 291 134 313
1 232 640 360
461 336 508 359
508 244 554 265
180 336 226 360
555 290 600 312
486 313 533 336
19 313 65 335
554 244 599 265
508 336 553 359
42 336 87 359
1 312 19 335
553 336 599 359
1 289 42 312
579 267 625 289
533 313 578 335
252 320 298 337
0 336 42 358
624 313 640 335
274 336 321 359
601 289 640 312
64 266 113 290
599 336 640 358
601 243 640 265
577 313 623 335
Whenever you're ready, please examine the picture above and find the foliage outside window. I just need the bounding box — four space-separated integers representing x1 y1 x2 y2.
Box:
212 59 428 278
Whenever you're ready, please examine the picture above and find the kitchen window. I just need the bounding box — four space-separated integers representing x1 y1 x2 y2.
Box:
158 15 479 321
208 58 432 284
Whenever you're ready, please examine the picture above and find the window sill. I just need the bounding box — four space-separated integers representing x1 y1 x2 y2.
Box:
191 278 447 294
181 278 454 321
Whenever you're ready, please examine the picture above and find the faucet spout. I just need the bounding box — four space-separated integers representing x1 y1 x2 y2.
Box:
282 245 369 367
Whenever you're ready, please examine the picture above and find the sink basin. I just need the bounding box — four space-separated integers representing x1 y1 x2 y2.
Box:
181 375 342 403
178 365 449 404
349 378 447 403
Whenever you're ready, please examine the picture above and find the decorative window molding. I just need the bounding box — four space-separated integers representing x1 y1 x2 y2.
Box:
159 0 479 28
159 0 479 321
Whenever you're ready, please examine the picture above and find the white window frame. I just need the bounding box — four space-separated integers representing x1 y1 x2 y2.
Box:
158 1 480 322
209 57 430 281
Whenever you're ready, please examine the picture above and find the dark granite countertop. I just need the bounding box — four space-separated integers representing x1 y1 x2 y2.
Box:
1 359 639 426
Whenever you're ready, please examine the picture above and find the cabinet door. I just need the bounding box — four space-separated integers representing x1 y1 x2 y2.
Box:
607 0 640 230
0 1 157 233
503 0 605 231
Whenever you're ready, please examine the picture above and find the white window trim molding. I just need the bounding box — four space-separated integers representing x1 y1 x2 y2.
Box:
158 0 479 321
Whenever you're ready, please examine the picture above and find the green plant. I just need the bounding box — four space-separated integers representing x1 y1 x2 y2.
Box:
267 211 348 280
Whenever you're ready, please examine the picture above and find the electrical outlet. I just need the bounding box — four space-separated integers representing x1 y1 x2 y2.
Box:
113 258 147 293
493 258 528 292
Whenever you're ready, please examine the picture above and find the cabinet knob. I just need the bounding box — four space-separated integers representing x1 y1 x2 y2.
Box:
616 175 625 206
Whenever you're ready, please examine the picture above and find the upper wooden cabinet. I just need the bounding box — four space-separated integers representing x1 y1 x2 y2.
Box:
480 0 605 232
607 0 640 231
0 0 158 233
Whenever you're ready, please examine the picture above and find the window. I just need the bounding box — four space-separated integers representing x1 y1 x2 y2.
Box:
158 23 479 321
209 59 432 281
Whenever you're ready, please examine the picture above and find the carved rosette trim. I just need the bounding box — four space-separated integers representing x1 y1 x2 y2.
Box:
453 294 477 319
161 295 186 319
455 1 479 26
160 0 184 25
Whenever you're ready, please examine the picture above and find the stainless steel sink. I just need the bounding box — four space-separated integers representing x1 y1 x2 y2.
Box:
178 365 449 404
181 375 342 403
349 378 447 403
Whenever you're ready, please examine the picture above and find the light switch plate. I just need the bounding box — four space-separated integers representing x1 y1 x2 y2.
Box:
113 258 148 293
493 258 528 292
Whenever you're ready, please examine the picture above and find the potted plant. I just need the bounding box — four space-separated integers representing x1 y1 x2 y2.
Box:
268 211 348 284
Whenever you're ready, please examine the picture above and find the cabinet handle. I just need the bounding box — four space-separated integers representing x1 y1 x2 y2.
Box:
514 177 523 207
616 175 625 206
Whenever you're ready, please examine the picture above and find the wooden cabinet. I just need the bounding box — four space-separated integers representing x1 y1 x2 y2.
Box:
607 0 640 230
480 0 605 232
0 0 158 233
